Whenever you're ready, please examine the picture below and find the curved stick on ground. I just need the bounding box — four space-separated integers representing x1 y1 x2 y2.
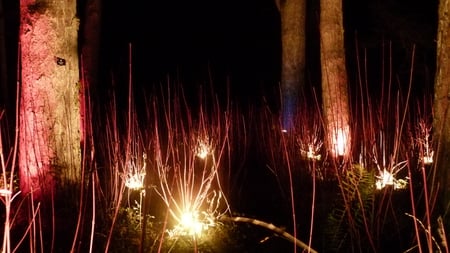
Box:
219 216 318 253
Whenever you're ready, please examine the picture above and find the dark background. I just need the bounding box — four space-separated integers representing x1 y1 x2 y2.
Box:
99 0 437 103
1 0 438 106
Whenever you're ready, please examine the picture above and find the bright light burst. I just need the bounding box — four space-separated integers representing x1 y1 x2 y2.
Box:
152 96 231 240
370 130 409 190
375 161 408 190
123 153 146 190
180 211 203 235
195 135 212 160
296 118 323 162
330 126 350 157
168 209 216 238
375 169 408 190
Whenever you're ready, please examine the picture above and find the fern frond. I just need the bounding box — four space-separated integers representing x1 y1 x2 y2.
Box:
325 164 375 252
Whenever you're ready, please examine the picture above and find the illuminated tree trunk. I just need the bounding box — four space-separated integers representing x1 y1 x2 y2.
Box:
275 0 306 131
19 0 81 201
434 0 450 219
320 0 351 158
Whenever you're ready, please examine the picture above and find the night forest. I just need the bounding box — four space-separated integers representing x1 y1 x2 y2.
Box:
0 0 449 252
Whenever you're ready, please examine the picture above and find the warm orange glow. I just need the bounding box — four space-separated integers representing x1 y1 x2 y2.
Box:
195 136 212 160
164 190 224 238
422 154 434 165
170 210 214 237
123 153 146 190
330 126 350 157
123 171 145 190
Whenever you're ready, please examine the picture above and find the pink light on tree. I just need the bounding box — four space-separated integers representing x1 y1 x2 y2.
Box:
19 0 81 201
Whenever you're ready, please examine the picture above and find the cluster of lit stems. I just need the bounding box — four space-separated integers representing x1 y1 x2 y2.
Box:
295 120 434 191
119 101 436 243
123 153 147 190
155 131 228 238
121 130 228 238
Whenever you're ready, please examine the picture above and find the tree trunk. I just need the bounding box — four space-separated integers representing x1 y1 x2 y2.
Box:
320 0 351 158
19 0 81 201
434 0 450 222
277 0 306 131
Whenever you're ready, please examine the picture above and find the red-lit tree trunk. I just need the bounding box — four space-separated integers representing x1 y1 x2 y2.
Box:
434 0 450 227
320 0 351 158
19 0 81 202
275 0 306 131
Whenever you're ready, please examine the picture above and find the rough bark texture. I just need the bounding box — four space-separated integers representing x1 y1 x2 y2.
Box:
279 0 306 130
320 0 351 157
434 0 450 220
19 0 81 200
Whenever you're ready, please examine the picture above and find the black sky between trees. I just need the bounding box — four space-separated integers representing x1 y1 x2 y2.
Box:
100 0 439 104
1 0 438 106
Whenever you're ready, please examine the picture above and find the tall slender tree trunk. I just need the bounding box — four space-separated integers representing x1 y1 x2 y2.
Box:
19 0 81 201
434 0 450 222
320 0 351 158
276 0 306 131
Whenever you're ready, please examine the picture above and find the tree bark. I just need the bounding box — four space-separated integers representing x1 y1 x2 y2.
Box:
320 0 351 158
434 0 450 222
278 0 306 131
19 0 81 201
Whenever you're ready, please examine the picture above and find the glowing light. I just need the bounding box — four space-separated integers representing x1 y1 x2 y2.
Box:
331 127 350 157
422 153 434 165
375 169 394 189
152 93 231 242
180 211 204 236
123 153 146 190
195 136 212 159
124 173 145 190
299 143 322 161
417 121 434 165
375 167 408 190
168 210 216 238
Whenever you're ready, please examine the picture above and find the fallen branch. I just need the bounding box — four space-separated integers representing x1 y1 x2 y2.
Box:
219 215 318 253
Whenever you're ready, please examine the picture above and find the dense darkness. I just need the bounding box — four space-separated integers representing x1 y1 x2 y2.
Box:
99 0 280 106
97 0 437 103
1 0 438 106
